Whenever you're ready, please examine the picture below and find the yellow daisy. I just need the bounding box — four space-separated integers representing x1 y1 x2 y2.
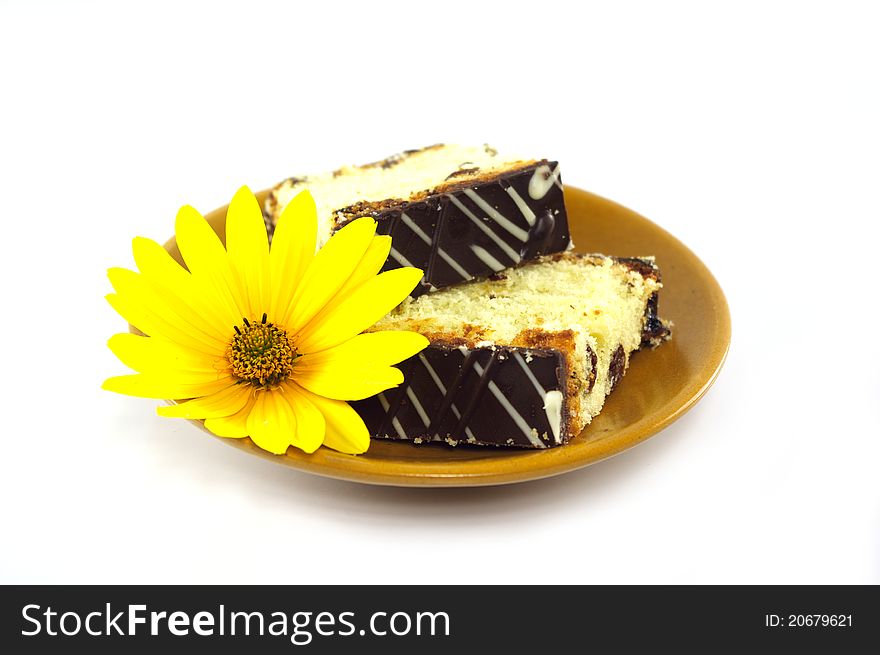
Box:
104 186 427 455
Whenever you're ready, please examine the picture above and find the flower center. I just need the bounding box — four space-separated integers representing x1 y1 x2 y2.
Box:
227 314 297 389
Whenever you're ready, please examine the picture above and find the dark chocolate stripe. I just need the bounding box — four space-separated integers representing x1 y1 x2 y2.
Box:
450 349 499 440
426 349 477 435
376 357 415 437
426 206 444 287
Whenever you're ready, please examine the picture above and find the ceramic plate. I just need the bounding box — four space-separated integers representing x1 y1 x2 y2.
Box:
159 186 730 487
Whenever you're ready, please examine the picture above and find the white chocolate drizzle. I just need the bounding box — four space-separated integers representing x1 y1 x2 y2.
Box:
378 392 407 439
406 387 430 428
543 391 563 445
528 164 563 200
463 189 530 242
505 186 537 226
470 245 505 272
400 211 472 281
388 247 415 268
418 353 475 441
462 347 546 449
513 352 563 444
446 194 521 264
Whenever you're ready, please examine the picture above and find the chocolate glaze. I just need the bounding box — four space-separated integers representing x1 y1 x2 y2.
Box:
337 162 571 298
519 208 558 261
352 343 574 449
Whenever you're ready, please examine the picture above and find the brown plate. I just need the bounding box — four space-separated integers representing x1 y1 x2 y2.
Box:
160 186 730 487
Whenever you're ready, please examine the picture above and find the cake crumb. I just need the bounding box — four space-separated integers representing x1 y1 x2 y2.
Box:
444 437 459 447
413 437 423 444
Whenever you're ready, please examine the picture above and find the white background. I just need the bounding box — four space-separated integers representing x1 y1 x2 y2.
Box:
1 0 878 584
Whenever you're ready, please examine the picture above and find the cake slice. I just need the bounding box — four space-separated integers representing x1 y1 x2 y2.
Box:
351 252 671 449
265 144 571 298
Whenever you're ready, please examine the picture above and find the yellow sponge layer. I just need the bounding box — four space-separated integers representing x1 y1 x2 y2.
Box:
267 144 530 246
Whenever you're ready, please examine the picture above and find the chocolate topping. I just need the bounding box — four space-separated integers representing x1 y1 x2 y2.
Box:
335 162 571 298
519 208 558 261
353 344 569 449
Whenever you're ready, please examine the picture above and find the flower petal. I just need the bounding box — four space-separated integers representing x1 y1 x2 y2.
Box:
226 186 270 318
102 374 231 399
281 217 377 332
295 234 393 337
282 383 325 454
175 204 226 275
292 364 403 401
132 236 190 289
106 293 222 358
294 267 423 354
157 383 252 419
107 268 229 351
298 330 429 366
133 236 240 335
204 394 257 438
269 189 318 320
297 387 370 455
174 204 248 319
246 391 295 455
107 333 223 374
290 331 427 400
329 234 392 302
131 368 231 387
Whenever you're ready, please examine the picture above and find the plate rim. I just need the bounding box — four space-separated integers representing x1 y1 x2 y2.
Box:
155 186 731 487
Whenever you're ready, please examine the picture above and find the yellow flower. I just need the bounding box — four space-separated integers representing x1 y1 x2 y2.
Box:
104 186 427 455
